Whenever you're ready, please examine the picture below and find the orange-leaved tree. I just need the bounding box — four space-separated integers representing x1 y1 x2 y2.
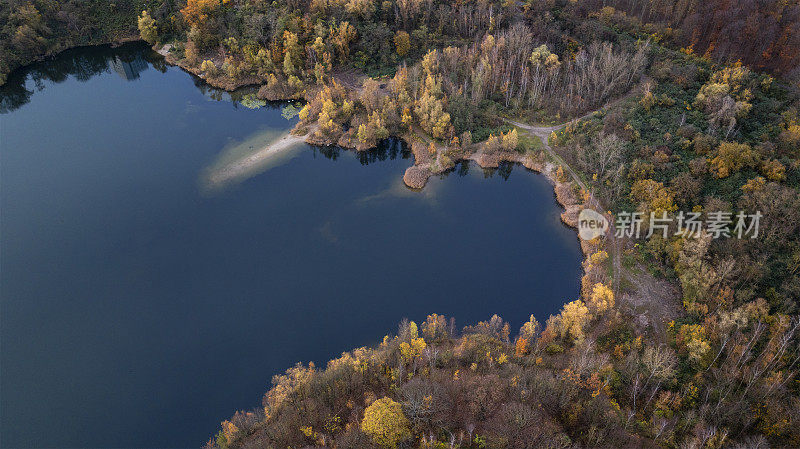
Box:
181 0 230 28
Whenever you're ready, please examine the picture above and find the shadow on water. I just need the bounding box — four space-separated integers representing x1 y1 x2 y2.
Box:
0 41 276 114
447 160 515 180
310 137 412 165
0 42 163 113
311 141 513 182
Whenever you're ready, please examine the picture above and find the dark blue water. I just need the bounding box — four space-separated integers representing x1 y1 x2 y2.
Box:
0 43 581 448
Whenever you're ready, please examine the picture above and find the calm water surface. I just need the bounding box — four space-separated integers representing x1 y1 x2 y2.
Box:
0 43 581 447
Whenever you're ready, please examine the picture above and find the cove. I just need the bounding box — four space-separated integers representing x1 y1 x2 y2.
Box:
0 43 582 448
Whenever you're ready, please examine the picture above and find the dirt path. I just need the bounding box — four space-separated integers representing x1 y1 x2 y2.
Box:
507 117 624 296
506 80 682 337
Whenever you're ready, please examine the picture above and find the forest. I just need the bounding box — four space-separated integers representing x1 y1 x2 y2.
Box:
2 0 799 447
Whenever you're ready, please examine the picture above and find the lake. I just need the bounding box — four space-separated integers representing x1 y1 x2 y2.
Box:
0 43 582 448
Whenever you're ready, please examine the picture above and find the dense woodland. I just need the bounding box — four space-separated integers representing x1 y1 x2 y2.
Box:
578 0 800 77
2 0 800 447
0 0 152 85
211 309 799 448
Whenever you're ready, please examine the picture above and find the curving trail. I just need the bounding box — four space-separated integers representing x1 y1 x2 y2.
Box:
506 91 682 337
507 117 624 297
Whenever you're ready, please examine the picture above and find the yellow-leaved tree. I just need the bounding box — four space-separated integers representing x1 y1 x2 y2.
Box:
394 31 410 57
501 128 519 151
629 178 677 214
709 141 757 178
137 11 157 45
587 282 614 315
694 64 753 135
414 50 451 139
332 21 357 63
360 397 411 448
556 300 591 342
399 336 426 362
515 314 540 356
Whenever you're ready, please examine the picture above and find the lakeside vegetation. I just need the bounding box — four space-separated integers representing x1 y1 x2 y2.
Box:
3 0 800 447
210 308 799 448
0 0 153 85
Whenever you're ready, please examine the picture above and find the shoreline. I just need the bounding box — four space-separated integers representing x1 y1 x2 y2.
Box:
153 40 606 267
159 36 598 257
0 36 143 87
162 40 603 313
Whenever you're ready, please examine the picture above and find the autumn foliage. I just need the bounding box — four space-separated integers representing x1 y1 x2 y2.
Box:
360 397 411 448
181 0 231 28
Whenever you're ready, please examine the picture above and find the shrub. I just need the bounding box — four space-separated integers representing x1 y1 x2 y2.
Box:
222 57 240 79
761 159 785 181
545 343 564 354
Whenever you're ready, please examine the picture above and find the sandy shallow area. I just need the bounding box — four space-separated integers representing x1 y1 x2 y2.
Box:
202 131 307 192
